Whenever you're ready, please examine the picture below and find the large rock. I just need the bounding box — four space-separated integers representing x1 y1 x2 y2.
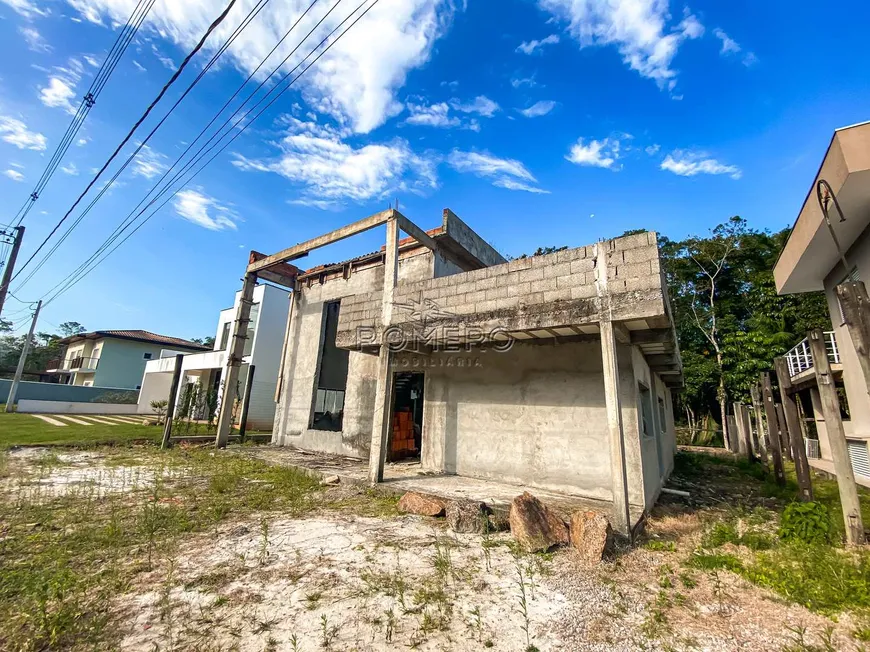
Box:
569 510 613 563
446 499 490 533
397 492 446 517
508 492 569 552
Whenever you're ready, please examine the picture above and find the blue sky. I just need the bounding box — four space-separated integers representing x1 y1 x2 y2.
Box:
0 0 868 340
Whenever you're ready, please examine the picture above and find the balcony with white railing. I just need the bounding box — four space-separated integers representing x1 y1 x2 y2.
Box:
785 331 840 377
45 355 100 373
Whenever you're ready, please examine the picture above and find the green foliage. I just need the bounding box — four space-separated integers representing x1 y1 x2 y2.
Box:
778 502 833 545
660 220 829 422
743 545 870 614
687 551 744 573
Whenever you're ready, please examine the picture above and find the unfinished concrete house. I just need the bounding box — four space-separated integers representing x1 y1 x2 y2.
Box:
216 208 683 533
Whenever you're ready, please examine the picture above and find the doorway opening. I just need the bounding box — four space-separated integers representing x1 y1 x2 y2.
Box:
389 372 424 462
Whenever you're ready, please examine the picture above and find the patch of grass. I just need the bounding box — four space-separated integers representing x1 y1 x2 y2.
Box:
686 551 744 573
644 539 677 552
0 446 322 650
0 411 162 448
742 544 870 615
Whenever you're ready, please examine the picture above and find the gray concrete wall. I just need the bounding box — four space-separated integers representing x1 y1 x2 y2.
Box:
411 341 614 500
0 379 138 404
336 232 667 347
273 250 435 458
442 208 507 267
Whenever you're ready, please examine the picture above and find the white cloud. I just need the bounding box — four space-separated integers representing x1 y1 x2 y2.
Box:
450 95 499 117
518 100 556 118
173 188 239 231
0 0 49 18
232 117 438 207
131 144 168 179
68 0 458 134
83 55 100 67
132 60 146 73
537 1 704 90
447 149 548 194
712 28 740 54
405 102 460 128
150 44 175 70
566 137 623 169
0 116 47 151
39 77 77 114
76 137 89 147
510 74 537 88
712 27 757 66
60 162 79 176
660 150 742 180
3 169 24 182
516 33 559 55
645 144 660 155
19 27 52 53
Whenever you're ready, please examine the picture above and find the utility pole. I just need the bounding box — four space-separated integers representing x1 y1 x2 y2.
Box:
0 225 25 317
5 299 41 412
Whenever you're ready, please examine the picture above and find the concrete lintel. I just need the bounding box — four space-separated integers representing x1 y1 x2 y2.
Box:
247 208 395 273
630 328 673 344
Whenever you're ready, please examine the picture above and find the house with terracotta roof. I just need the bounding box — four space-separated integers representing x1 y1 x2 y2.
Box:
48 330 209 389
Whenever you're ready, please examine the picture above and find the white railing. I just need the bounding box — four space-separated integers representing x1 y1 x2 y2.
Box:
806 438 821 460
785 331 840 377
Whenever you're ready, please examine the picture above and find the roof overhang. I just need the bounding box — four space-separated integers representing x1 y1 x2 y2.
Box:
775 121 870 294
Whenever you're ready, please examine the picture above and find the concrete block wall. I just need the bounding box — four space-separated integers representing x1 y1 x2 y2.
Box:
337 232 666 347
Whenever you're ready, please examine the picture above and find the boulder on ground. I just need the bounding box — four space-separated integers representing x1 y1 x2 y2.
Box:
508 492 569 552
568 510 613 563
320 475 340 486
397 491 446 517
446 499 490 533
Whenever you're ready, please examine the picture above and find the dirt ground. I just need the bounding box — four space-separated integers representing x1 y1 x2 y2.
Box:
2 447 865 651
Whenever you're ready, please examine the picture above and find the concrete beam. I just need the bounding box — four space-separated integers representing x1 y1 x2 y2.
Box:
247 209 395 273
248 251 299 288
630 329 673 344
395 212 470 271
646 353 680 368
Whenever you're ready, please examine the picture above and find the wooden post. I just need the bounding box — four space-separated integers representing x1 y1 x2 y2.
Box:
734 403 753 463
215 272 257 448
775 403 791 462
728 413 743 455
761 373 786 485
160 354 185 450
774 357 813 501
0 225 24 318
808 329 865 545
369 216 399 484
837 281 870 398
238 364 256 443
750 384 769 465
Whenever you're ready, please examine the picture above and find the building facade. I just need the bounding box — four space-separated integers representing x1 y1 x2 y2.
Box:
774 120 870 477
137 283 290 430
259 208 681 533
48 330 208 389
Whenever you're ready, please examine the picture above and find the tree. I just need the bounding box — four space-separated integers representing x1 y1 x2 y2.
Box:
192 336 215 348
58 321 86 337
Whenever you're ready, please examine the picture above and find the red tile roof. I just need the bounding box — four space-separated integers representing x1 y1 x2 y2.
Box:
59 330 210 350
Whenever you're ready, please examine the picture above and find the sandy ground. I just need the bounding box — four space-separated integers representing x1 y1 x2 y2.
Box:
2 447 864 652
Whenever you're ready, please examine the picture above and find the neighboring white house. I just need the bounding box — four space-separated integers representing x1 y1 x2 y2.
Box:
47 330 209 389
137 283 290 430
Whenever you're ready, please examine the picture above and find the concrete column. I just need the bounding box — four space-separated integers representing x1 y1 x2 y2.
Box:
595 241 631 536
215 272 257 448
272 289 299 444
369 216 399 484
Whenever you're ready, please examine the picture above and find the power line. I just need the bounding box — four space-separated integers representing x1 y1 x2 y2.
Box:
39 0 334 294
12 0 271 294
10 0 155 229
10 0 240 286
43 0 382 307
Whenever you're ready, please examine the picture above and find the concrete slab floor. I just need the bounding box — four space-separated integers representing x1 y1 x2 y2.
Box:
233 445 645 525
